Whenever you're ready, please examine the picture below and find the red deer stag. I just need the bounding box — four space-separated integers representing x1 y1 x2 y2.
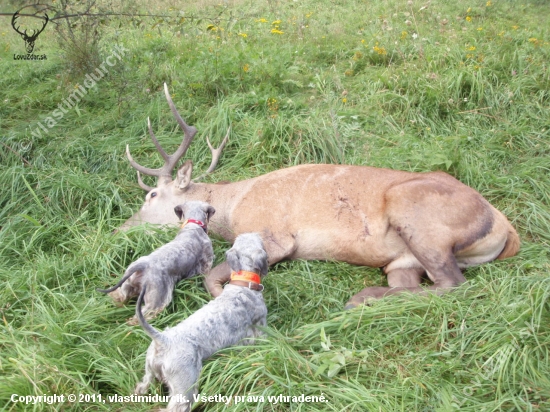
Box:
121 84 520 309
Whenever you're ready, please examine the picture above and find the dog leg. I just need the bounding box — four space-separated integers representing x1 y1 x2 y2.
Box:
127 280 173 325
165 366 200 412
135 356 155 395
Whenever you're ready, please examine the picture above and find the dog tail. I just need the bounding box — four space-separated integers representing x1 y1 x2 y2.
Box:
96 262 146 294
136 285 164 342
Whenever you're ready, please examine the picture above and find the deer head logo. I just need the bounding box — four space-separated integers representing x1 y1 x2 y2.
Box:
11 5 49 54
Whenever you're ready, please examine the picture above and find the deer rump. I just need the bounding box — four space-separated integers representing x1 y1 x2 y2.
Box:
121 84 520 308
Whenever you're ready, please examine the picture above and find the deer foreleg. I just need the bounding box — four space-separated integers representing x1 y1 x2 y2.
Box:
204 261 231 298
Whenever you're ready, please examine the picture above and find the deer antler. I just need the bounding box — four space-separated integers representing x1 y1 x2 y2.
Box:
193 127 230 182
11 13 24 37
126 83 197 188
127 83 229 190
11 11 49 53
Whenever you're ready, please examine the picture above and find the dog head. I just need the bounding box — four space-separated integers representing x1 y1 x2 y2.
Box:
174 201 215 224
226 233 268 278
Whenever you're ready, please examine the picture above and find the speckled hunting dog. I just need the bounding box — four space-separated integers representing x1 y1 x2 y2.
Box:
135 233 268 412
97 201 214 323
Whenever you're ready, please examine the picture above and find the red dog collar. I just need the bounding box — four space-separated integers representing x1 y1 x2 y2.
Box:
181 219 207 233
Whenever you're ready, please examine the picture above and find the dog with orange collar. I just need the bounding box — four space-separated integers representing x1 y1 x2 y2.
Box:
134 233 268 411
97 201 215 324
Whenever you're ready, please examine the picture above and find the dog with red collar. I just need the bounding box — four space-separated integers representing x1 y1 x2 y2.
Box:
134 233 268 411
97 201 215 324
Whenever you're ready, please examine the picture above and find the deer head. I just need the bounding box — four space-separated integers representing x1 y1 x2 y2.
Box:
122 83 229 228
11 7 49 54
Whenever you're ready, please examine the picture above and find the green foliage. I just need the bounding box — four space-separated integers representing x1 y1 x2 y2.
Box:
1 0 549 410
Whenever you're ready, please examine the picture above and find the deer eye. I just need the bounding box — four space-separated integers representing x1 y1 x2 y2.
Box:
150 191 157 198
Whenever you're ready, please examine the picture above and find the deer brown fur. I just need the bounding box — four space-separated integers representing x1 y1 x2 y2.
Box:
120 84 520 309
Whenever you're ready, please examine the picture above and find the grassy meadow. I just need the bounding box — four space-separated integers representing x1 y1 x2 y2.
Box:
1 0 549 410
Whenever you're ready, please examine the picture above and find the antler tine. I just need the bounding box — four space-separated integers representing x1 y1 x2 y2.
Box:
126 84 201 190
163 83 197 162
147 117 170 162
31 13 48 38
11 13 24 36
40 13 49 31
136 171 155 192
126 144 165 177
193 127 230 182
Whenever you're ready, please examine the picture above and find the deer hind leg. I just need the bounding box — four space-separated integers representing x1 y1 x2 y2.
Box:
344 177 495 309
344 266 425 309
344 251 465 309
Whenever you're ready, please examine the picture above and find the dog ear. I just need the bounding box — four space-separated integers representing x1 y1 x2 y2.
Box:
225 247 240 272
255 249 269 277
205 205 216 221
174 204 185 220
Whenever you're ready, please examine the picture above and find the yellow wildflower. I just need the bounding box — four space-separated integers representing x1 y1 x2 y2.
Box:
271 28 284 34
373 45 387 55
238 32 248 38
465 16 472 22
243 64 249 72
477 27 483 31
257 18 268 23
272 20 282 25
486 1 492 6
468 45 476 51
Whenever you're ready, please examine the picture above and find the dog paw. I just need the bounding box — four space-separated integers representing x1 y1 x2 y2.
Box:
108 290 126 306
134 383 148 395
126 316 139 326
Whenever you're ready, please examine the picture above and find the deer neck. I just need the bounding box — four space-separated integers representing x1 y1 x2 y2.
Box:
185 180 251 242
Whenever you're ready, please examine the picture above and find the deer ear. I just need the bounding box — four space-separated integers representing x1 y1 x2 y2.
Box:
176 160 193 190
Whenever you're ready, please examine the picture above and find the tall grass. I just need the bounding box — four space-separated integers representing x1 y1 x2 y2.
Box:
1 0 549 410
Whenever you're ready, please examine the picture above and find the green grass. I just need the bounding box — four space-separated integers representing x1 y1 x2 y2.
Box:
1 0 549 410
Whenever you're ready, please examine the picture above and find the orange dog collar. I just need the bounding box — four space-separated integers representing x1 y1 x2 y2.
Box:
230 270 261 285
229 270 263 291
